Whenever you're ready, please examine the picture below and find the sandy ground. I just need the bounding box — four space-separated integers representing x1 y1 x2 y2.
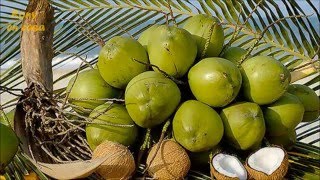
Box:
1 69 319 146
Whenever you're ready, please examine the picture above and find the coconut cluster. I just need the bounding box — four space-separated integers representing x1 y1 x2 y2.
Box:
58 12 318 178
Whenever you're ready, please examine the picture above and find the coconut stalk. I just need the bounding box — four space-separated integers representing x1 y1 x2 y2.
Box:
15 0 54 163
11 1 119 178
12 0 101 176
20 0 54 92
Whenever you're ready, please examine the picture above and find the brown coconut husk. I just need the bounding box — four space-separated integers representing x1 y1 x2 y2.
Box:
92 140 135 179
146 139 191 180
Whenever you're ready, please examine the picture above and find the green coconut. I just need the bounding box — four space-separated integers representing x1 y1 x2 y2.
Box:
97 36 148 89
0 123 19 171
287 84 319 122
241 56 291 105
263 92 305 136
220 102 266 151
189 150 211 167
86 102 138 150
188 57 242 107
66 69 120 115
125 71 181 128
189 145 220 167
173 100 224 152
183 14 224 57
0 109 15 127
138 24 160 49
267 130 296 150
222 47 248 65
148 25 197 78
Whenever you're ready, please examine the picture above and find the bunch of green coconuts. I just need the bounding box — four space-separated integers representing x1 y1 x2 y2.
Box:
62 14 319 178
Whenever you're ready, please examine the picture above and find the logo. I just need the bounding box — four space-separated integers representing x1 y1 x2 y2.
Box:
7 10 45 32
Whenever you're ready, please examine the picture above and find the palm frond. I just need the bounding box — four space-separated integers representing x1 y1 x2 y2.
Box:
1 0 318 96
0 0 319 90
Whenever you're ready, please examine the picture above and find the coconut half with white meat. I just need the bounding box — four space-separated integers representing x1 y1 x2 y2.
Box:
245 146 289 180
210 153 247 180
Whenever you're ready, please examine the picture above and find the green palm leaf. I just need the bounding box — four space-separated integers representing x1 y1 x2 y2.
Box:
0 0 319 179
1 0 319 93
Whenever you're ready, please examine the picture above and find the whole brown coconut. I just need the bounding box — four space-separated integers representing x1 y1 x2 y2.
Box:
92 141 135 179
146 139 191 179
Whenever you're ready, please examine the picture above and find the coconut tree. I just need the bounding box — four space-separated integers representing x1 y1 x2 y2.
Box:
0 0 319 179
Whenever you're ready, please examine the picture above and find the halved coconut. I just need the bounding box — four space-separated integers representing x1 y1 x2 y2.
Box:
245 147 289 180
210 153 247 180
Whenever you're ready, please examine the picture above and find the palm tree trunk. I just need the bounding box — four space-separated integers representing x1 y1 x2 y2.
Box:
20 0 54 92
15 0 55 163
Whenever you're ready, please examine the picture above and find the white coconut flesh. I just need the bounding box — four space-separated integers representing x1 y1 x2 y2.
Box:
212 154 247 180
248 147 285 175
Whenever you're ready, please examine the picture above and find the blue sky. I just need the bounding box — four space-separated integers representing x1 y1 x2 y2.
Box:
0 1 319 20
1 0 319 15
274 0 319 15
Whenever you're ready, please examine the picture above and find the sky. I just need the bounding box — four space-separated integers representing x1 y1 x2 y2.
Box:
275 0 319 15
0 0 319 15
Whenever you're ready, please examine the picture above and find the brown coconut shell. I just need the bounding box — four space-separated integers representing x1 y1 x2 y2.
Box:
210 163 239 180
92 140 135 179
210 153 248 180
245 147 289 180
146 139 191 180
